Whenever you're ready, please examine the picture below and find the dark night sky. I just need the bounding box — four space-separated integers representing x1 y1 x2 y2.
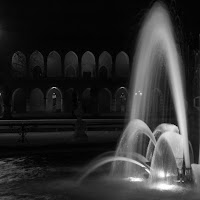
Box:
0 0 199 69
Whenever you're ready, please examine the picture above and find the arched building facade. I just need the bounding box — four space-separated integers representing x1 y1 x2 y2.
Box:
0 50 167 119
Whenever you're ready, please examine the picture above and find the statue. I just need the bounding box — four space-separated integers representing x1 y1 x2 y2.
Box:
74 101 88 141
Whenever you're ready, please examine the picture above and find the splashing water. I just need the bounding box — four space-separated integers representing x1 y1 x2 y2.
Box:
114 119 156 157
77 1 192 188
129 2 190 168
150 133 178 184
78 156 150 184
146 123 180 162
112 119 155 177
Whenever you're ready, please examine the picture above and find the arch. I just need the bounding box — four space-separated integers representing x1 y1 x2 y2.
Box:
98 51 112 78
81 88 92 113
29 50 44 78
98 88 112 113
47 51 62 77
46 87 62 112
99 66 108 80
65 66 76 78
115 51 129 78
81 51 96 79
12 88 26 113
64 51 78 78
29 88 45 112
115 87 128 112
63 88 77 113
11 51 26 78
32 66 42 79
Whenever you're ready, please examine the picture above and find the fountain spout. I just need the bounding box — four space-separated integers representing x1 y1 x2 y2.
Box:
184 168 193 183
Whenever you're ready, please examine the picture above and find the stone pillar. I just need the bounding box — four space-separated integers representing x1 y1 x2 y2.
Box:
74 101 88 141
112 98 116 112
45 97 48 111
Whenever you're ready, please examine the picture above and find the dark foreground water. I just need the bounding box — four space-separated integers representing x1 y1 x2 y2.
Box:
0 146 200 200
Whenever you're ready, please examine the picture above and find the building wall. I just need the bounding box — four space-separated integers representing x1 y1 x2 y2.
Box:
1 50 133 118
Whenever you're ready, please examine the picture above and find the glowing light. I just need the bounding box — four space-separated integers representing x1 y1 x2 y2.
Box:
158 171 166 178
126 177 144 182
135 91 143 96
153 183 177 191
166 172 171 177
157 171 172 179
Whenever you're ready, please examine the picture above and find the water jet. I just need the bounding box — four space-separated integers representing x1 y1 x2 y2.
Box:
78 1 195 188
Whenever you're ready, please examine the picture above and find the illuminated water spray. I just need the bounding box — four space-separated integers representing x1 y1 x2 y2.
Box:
129 2 190 168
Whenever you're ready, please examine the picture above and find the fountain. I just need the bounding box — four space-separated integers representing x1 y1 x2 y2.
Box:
10 2 200 199
77 1 197 189
1 2 200 200
128 1 190 170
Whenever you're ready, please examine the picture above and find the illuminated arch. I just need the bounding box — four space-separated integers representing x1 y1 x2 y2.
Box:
46 87 63 112
64 51 78 78
12 51 26 78
98 51 112 79
30 88 45 112
115 51 129 78
81 51 96 78
12 88 26 113
115 87 128 112
29 50 44 78
98 88 112 113
47 51 62 77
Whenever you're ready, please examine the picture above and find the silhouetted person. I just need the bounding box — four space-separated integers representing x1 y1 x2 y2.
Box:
120 92 126 112
52 92 56 112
